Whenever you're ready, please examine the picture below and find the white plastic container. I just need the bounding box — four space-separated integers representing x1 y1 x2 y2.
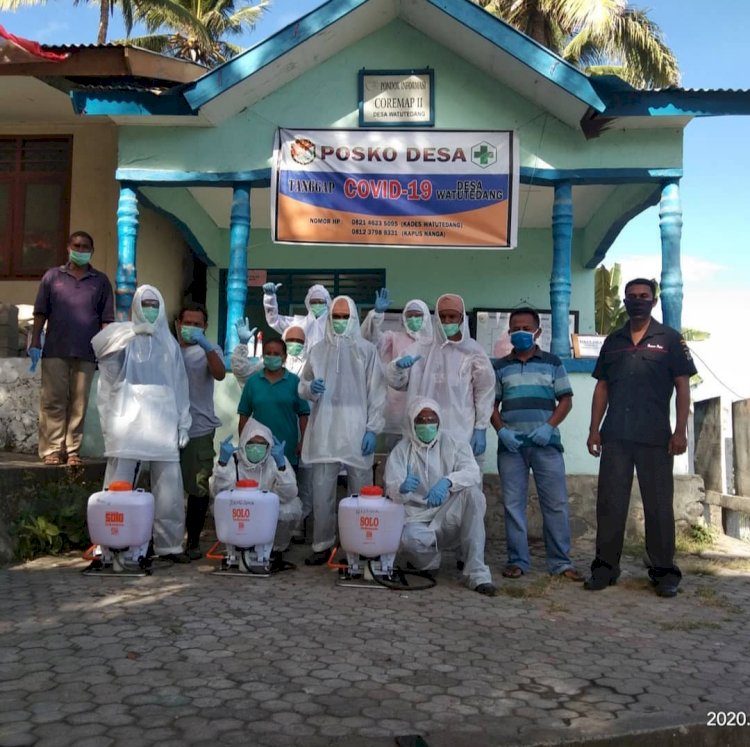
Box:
338 486 405 558
87 481 155 550
213 479 280 548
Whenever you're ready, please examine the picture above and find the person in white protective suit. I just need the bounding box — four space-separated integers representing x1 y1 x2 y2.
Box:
231 323 312 543
211 419 302 556
386 293 495 464
262 281 332 351
92 285 192 562
384 397 497 596
360 289 433 447
231 322 307 386
298 295 386 565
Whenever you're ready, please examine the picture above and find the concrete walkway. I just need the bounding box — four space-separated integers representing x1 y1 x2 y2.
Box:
2 536 750 747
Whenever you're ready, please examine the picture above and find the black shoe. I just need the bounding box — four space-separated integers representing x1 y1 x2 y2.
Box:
291 535 307 545
456 560 465 571
186 547 202 560
655 581 679 598
158 552 191 564
475 582 498 597
583 570 618 591
305 550 329 566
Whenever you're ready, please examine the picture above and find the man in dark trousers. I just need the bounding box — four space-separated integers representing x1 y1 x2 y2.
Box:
585 278 697 598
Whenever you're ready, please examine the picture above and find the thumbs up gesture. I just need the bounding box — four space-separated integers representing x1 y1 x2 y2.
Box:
399 465 421 494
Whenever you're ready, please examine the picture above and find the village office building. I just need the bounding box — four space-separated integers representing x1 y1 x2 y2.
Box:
2 0 749 480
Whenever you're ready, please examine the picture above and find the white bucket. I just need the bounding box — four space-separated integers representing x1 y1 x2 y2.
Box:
214 479 280 548
87 481 154 550
338 486 405 558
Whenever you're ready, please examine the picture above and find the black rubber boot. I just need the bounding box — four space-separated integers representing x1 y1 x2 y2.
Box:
186 494 209 558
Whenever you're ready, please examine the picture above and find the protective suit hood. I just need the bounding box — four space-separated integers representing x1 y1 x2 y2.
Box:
435 293 471 348
406 396 442 448
402 299 433 342
325 295 361 344
237 418 273 469
305 284 332 314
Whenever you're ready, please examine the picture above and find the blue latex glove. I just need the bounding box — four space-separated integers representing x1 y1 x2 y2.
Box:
498 427 524 453
395 354 421 369
270 436 286 468
400 466 421 494
528 423 554 447
470 428 487 456
28 347 42 373
190 328 214 353
425 478 451 507
235 317 257 344
374 288 391 313
361 431 376 456
263 282 282 295
219 435 237 465
310 378 326 395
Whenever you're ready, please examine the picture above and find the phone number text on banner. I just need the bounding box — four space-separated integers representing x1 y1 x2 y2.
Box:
271 129 519 249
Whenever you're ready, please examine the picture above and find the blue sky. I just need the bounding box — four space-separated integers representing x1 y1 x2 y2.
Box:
3 0 748 397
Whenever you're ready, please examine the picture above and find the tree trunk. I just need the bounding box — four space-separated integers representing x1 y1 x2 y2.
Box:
97 0 110 45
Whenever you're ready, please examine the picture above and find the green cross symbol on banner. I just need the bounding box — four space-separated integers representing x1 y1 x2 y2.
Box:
473 144 493 165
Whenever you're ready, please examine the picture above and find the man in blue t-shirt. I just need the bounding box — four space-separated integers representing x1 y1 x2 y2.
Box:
237 338 310 469
491 308 582 581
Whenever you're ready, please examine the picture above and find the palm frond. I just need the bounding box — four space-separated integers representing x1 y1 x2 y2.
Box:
0 0 47 9
114 32 173 53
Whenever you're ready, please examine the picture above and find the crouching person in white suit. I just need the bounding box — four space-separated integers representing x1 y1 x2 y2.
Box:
92 284 192 563
211 419 302 558
384 397 497 596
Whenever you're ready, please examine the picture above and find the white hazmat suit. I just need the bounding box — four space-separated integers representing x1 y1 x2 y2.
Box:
210 419 302 552
386 293 495 452
299 295 386 553
264 283 332 351
92 285 191 556
384 397 493 590
360 299 433 436
231 325 307 387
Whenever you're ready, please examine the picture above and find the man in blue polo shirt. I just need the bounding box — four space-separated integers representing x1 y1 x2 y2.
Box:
491 308 582 581
237 337 310 474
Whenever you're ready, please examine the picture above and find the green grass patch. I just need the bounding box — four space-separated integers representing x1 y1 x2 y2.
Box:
691 586 742 614
499 575 553 599
675 524 719 554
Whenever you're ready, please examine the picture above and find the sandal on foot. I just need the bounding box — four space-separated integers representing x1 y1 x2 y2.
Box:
66 455 83 467
43 454 63 465
502 565 524 579
556 568 585 582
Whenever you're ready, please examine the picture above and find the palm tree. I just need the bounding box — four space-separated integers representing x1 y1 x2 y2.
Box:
123 0 268 67
0 0 136 44
476 0 679 88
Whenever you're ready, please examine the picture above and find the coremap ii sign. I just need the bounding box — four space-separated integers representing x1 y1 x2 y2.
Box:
271 129 519 249
359 69 434 126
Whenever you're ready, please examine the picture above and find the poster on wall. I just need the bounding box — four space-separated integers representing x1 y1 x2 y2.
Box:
474 309 578 359
271 128 519 249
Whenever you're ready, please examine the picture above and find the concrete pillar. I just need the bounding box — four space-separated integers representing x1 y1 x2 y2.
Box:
732 399 750 498
224 184 251 358
550 181 573 357
659 180 683 331
116 183 139 321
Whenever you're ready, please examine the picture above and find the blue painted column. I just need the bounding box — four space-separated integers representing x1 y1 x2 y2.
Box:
224 184 251 357
116 182 139 320
659 179 683 331
550 181 573 357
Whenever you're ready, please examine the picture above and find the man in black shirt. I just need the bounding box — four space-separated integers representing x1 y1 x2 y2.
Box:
585 278 697 597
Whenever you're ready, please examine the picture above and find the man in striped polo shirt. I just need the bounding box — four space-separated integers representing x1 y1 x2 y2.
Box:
490 308 583 581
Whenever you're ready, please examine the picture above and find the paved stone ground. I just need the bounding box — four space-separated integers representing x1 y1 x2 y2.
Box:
2 537 750 747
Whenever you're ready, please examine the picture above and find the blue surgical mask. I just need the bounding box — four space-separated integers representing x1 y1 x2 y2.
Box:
510 330 536 351
69 250 92 266
142 307 159 324
310 303 327 318
180 325 201 343
442 323 460 338
332 319 349 335
405 316 423 332
414 423 438 443
286 342 304 357
263 355 283 371
245 443 267 463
